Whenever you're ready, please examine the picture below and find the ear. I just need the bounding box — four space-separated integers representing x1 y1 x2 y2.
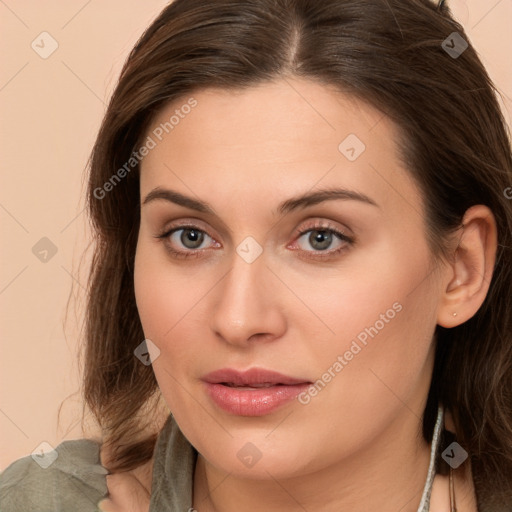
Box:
437 205 498 328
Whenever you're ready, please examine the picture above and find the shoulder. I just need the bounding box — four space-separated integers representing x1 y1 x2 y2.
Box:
0 438 108 512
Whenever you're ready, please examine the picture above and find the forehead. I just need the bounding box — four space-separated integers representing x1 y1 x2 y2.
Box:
139 78 422 220
145 78 388 159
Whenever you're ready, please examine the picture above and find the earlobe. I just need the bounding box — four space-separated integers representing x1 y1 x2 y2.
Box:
437 205 497 328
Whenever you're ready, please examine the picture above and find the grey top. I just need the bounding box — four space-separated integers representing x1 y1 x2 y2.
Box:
0 408 442 511
0 415 197 512
0 437 109 511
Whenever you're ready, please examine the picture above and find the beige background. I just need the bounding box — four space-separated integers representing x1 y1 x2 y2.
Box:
1 0 511 470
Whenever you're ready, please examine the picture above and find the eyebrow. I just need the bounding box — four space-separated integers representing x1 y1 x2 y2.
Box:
142 187 379 215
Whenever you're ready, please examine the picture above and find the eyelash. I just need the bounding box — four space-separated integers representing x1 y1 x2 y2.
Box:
155 221 355 261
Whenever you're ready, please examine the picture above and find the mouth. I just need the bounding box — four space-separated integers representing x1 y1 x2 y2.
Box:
221 382 286 388
202 368 312 416
202 367 311 387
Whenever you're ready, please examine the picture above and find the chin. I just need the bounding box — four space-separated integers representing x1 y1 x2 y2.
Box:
185 419 326 479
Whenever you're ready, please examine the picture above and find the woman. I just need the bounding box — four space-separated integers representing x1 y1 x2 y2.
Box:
1 0 511 511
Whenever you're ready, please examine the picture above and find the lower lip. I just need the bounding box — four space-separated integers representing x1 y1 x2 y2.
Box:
204 382 310 416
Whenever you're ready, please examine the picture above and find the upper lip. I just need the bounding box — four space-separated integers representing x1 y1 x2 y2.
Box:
202 368 311 387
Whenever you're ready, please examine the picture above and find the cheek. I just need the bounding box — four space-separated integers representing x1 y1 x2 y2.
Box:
133 237 219 383
134 236 201 339
285 259 438 466
288 235 435 357
301 245 438 418
134 242 197 413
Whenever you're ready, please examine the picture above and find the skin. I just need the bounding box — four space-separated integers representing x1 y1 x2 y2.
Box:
100 78 497 512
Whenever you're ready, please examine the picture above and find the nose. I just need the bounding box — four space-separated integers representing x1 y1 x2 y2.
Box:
209 250 287 348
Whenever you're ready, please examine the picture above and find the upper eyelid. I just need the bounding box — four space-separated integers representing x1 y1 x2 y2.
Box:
293 226 354 250
161 219 214 236
161 220 347 237
162 216 350 234
163 225 216 243
296 219 348 234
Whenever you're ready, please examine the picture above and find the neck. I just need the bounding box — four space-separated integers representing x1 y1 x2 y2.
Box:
193 411 432 512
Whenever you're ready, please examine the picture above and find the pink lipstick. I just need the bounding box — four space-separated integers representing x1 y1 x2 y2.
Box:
202 368 311 416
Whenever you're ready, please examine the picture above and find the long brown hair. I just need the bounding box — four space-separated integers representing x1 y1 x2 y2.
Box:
84 0 512 509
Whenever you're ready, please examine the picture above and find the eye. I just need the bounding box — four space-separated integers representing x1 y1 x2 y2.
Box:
155 224 220 258
171 228 209 250
292 221 354 258
298 229 340 251
155 220 354 260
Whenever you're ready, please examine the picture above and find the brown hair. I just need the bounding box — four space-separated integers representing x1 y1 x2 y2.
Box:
84 0 512 509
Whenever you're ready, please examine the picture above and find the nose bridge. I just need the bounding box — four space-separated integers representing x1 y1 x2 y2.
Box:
210 247 285 346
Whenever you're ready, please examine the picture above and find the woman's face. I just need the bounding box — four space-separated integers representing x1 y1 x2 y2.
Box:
134 78 446 479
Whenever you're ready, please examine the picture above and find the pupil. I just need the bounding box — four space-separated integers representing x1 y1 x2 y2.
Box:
181 229 204 249
310 230 332 250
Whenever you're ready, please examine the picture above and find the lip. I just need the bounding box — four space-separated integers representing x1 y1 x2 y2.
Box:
202 368 311 416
